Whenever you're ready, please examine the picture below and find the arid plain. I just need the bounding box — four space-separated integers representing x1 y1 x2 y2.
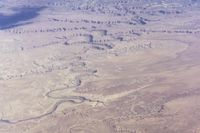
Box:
0 0 200 133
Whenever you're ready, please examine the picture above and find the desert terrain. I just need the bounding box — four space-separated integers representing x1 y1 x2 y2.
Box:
0 0 200 133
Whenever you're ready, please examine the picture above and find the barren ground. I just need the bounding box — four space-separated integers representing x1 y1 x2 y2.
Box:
0 0 200 133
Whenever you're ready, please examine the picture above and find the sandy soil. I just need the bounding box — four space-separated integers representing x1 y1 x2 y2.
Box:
0 0 200 133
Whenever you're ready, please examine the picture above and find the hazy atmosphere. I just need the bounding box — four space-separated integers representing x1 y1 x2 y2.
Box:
0 0 200 133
